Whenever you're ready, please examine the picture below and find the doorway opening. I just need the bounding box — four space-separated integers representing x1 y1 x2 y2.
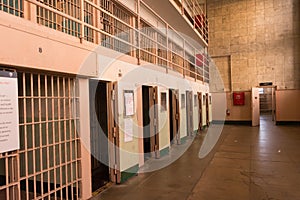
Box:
142 85 160 160
89 80 110 192
142 86 151 161
259 86 276 124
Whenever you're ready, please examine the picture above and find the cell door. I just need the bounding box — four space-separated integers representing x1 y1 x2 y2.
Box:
89 80 121 191
107 82 121 183
149 86 159 158
206 93 210 126
186 91 193 136
169 89 180 145
197 92 203 131
252 87 260 126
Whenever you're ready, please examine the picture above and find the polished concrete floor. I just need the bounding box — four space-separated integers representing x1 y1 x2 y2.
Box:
92 116 300 200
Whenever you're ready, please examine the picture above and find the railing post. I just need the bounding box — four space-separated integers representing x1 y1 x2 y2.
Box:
95 1 101 44
183 40 185 78
181 0 184 15
137 0 141 65
24 0 37 23
166 25 169 73
80 0 85 43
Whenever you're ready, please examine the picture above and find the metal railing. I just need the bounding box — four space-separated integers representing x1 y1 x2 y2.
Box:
0 0 209 83
173 0 209 44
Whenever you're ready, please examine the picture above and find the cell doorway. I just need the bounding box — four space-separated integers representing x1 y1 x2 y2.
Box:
142 86 159 161
89 80 110 192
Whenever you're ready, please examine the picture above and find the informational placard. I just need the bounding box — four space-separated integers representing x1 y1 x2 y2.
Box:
124 90 134 116
0 71 19 153
124 118 133 142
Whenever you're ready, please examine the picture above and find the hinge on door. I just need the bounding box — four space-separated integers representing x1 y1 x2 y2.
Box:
112 127 117 138
114 164 118 174
153 92 156 100
175 113 179 120
153 118 157 127
112 89 115 100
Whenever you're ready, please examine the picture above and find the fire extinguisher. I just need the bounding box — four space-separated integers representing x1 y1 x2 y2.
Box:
226 109 230 116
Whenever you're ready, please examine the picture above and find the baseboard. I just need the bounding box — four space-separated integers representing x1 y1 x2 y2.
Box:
180 136 188 144
120 164 139 183
159 146 170 157
212 120 252 125
276 121 300 125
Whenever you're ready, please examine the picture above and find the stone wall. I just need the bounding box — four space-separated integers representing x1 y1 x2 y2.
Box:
208 0 300 91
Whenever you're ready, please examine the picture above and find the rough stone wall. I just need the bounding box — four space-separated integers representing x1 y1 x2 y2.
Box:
208 0 300 91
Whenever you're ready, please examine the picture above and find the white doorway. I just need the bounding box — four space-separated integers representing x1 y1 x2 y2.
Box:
259 86 276 123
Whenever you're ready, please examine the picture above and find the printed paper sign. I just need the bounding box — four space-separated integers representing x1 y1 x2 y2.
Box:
0 72 19 153
124 91 134 116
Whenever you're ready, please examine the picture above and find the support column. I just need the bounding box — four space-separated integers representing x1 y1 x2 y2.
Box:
23 0 37 23
78 78 92 199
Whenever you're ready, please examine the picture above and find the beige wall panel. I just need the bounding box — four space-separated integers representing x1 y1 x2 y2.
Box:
276 90 300 121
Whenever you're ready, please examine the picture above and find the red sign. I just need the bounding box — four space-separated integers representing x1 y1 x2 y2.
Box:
233 92 245 105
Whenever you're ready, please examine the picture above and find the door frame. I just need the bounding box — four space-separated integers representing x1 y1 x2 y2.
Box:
170 89 180 144
186 91 193 136
258 85 277 122
107 82 121 183
205 93 210 127
251 87 260 126
197 92 202 131
149 86 160 158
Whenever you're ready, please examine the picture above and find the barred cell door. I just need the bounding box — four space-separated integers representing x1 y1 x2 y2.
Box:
11 71 82 200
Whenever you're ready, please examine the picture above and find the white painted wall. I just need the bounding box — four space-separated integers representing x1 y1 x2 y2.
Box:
209 94 213 122
180 92 187 139
211 93 226 121
193 94 199 131
158 86 170 150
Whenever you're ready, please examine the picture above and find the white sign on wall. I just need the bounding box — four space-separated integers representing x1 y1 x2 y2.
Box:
124 90 134 116
0 71 20 153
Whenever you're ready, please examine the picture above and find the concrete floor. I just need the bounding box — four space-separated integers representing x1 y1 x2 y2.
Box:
92 116 300 200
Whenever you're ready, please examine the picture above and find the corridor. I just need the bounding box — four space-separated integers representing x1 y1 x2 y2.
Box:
93 117 300 200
